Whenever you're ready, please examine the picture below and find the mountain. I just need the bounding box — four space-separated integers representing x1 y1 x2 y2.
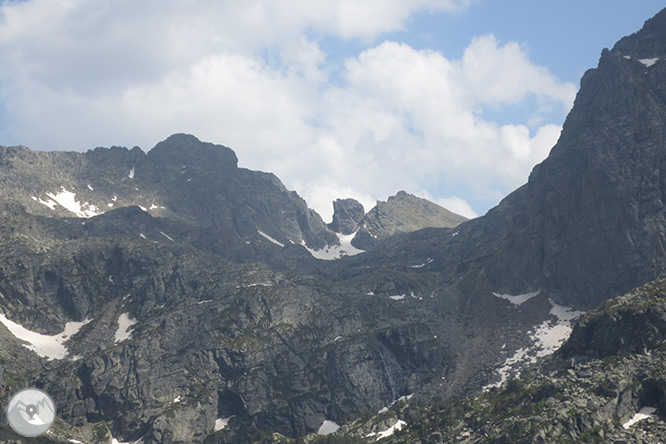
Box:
285 277 666 443
0 136 465 443
349 191 467 250
0 133 339 257
328 198 365 235
0 7 665 444
343 5 666 312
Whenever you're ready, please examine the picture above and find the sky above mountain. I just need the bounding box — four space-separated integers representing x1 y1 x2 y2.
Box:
0 0 663 220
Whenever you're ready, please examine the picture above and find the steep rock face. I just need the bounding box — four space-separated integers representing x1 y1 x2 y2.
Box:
299 277 666 444
0 134 338 255
352 8 666 310
351 191 467 250
481 8 666 308
327 198 365 235
560 277 666 358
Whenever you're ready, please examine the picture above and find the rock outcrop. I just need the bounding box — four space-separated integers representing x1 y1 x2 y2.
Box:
351 191 467 250
327 198 365 235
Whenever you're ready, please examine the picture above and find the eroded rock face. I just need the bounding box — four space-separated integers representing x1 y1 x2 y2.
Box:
328 198 365 235
351 191 467 250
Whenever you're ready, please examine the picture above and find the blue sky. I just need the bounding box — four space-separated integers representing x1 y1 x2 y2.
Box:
0 1 663 220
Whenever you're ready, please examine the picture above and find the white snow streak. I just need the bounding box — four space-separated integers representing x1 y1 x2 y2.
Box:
409 258 433 268
302 231 364 260
34 196 58 209
215 416 234 431
366 419 406 440
493 290 540 305
484 300 584 390
257 230 285 247
128 166 135 179
317 420 340 435
114 313 137 343
639 58 659 68
623 406 657 429
0 313 91 360
160 231 175 242
378 394 414 414
46 188 100 217
389 295 406 301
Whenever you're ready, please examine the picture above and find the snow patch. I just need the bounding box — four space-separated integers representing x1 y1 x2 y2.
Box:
493 290 540 306
138 205 147 212
236 282 273 289
87 184 94 191
378 394 414 414
198 300 213 304
624 55 631 59
128 166 135 179
623 406 657 429
303 231 364 260
69 440 83 443
317 420 340 435
0 313 91 360
46 188 100 217
483 300 584 390
389 295 405 301
639 57 659 67
366 419 406 440
409 258 433 268
257 230 285 247
215 416 234 431
139 233 147 240
114 313 137 343
36 196 58 209
160 231 175 242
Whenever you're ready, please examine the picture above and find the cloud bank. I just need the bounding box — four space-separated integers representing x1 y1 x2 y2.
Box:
0 0 576 220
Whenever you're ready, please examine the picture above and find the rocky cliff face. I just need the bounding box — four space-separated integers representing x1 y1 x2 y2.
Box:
350 191 467 250
327 198 365 235
0 136 464 443
282 277 666 443
345 7 666 310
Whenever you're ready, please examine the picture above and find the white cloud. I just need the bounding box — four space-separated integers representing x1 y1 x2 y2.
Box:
0 0 574 219
456 35 577 109
435 197 478 219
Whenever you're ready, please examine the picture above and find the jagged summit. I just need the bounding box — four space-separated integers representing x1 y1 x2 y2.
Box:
612 7 666 57
146 133 238 171
351 190 467 250
328 198 365 235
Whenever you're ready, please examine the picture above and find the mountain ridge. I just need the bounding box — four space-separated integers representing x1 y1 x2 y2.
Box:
0 7 665 444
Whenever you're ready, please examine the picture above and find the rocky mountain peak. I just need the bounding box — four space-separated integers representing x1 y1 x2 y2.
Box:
328 198 365 235
612 7 666 57
351 191 467 250
146 133 238 171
